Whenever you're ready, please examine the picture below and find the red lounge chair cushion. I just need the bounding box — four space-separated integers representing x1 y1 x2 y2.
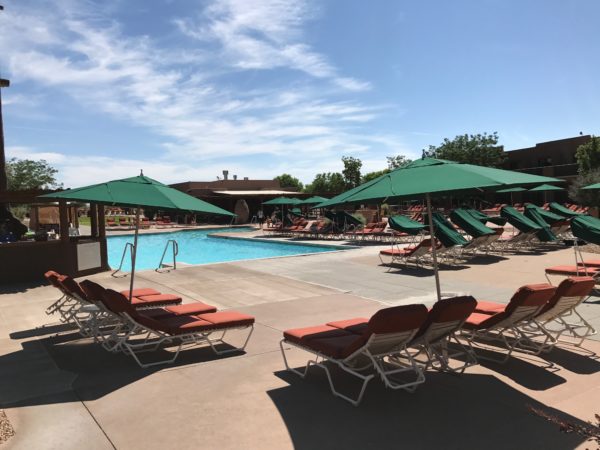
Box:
307 333 365 359
327 318 369 334
120 288 161 297
194 311 255 329
133 294 182 306
284 325 350 345
58 276 88 301
415 296 477 338
474 301 507 314
380 248 410 256
142 302 217 319
545 266 598 276
578 260 600 267
463 312 499 329
539 277 595 315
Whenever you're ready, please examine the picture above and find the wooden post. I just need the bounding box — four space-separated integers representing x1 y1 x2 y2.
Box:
98 205 106 238
59 200 69 242
90 203 98 236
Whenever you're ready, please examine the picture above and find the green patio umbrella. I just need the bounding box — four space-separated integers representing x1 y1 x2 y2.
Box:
582 183 600 190
39 174 235 301
300 196 329 205
263 197 302 228
529 183 565 203
320 158 560 300
496 186 526 204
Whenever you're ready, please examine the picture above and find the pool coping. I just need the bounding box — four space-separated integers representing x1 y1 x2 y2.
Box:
206 232 358 250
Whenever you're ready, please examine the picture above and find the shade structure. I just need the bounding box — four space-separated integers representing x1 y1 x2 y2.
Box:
300 195 329 205
39 174 235 302
319 158 560 301
529 183 565 192
496 187 527 193
263 196 302 205
582 182 600 190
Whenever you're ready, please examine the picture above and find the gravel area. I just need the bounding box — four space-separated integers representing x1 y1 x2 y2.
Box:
0 410 15 445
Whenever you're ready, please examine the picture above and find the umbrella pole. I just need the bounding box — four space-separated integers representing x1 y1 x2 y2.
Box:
426 193 442 302
128 207 141 303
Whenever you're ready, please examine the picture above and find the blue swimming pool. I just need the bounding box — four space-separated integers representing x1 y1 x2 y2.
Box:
107 228 343 271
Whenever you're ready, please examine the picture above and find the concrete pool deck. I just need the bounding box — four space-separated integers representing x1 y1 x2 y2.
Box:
1 242 599 449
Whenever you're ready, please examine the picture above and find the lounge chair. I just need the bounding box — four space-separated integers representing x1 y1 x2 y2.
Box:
44 270 78 320
379 238 434 268
280 304 428 406
520 277 596 349
545 265 599 284
461 284 556 362
98 288 254 368
407 296 478 373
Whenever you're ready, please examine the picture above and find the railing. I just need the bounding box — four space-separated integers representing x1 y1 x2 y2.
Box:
112 242 134 277
156 239 178 272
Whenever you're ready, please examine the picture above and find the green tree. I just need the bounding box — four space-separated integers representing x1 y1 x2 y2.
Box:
386 155 412 170
341 156 362 189
575 136 600 173
423 132 505 167
6 158 62 190
362 169 388 183
568 167 600 206
274 173 303 191
305 172 345 196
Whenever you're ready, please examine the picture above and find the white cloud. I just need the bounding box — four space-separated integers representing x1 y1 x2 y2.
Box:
0 0 408 186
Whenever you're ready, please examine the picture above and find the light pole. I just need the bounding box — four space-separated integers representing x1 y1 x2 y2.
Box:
0 4 8 198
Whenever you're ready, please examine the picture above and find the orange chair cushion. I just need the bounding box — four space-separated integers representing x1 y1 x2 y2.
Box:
326 318 369 334
142 302 217 319
307 333 365 359
195 311 255 329
120 288 161 297
474 300 507 314
284 325 349 345
133 294 182 306
545 265 598 276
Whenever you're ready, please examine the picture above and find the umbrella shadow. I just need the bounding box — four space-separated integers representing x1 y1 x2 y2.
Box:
268 368 588 450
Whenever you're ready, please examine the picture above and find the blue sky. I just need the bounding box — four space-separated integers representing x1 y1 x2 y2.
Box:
1 0 598 187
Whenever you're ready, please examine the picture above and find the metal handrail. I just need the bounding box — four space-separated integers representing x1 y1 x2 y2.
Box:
112 242 134 277
156 239 178 272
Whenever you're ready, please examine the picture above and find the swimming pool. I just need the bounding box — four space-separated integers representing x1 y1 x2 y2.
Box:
107 228 345 271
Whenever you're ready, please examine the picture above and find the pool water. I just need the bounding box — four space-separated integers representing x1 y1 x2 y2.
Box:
107 228 343 271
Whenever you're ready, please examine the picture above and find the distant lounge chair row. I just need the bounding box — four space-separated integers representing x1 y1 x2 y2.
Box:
281 277 594 405
44 271 255 368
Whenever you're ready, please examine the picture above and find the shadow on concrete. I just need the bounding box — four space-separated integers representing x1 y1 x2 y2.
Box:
0 280 46 294
0 334 244 409
540 345 600 374
269 367 587 450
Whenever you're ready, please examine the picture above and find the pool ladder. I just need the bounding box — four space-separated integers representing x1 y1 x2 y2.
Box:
112 242 134 277
156 239 178 272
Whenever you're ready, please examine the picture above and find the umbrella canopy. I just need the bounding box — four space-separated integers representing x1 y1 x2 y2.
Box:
496 187 527 193
582 183 600 190
319 158 560 300
39 175 235 216
529 183 565 192
300 195 329 205
263 196 302 205
39 174 235 302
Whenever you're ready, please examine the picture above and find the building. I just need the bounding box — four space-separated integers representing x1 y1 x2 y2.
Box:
170 171 303 223
500 135 591 203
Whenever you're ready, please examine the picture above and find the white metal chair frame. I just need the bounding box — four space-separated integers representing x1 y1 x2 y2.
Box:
407 319 478 374
280 328 425 406
461 304 545 363
108 312 254 368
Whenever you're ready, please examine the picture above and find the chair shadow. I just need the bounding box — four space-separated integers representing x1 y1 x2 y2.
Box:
0 280 46 294
540 345 600 374
268 368 587 450
0 333 244 409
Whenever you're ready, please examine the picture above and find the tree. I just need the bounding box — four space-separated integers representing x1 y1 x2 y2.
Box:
568 167 600 206
386 155 412 170
274 173 303 191
423 132 505 167
341 156 362 189
575 136 600 173
304 172 345 196
6 158 62 190
362 169 388 184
